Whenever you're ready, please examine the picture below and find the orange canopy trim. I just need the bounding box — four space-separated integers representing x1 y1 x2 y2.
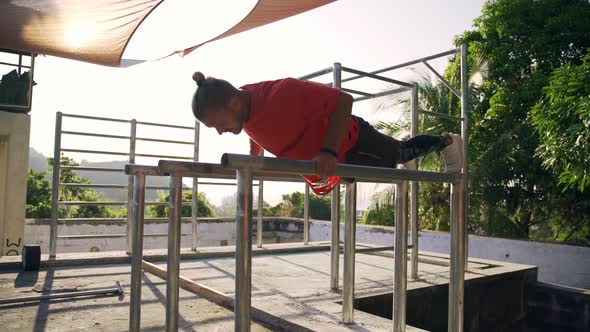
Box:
0 0 335 67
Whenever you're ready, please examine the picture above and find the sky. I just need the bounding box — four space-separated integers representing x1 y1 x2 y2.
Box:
23 0 486 209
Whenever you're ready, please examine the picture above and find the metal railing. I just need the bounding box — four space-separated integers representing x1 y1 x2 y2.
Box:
124 46 469 332
126 153 465 332
49 112 200 257
299 44 469 289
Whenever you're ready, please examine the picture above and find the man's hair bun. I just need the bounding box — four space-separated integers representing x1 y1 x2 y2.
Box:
192 72 206 86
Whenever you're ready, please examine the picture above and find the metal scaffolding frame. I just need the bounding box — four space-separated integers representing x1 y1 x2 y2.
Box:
125 45 469 332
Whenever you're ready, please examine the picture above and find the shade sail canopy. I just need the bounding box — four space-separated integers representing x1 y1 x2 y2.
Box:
0 0 335 67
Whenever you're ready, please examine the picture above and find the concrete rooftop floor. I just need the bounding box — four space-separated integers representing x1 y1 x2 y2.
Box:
0 242 535 331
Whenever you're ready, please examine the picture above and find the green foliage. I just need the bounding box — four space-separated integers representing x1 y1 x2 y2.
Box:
453 0 590 242
25 169 52 218
531 55 590 192
362 0 590 244
269 191 331 220
148 190 215 218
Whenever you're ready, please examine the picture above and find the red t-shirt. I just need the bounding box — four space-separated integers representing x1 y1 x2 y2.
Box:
241 78 359 195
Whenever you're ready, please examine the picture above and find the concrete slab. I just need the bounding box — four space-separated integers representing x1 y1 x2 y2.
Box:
0 243 536 331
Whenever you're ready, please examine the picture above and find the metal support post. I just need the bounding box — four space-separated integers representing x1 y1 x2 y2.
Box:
126 119 137 255
393 181 408 331
460 43 469 270
165 176 183 332
342 182 356 324
49 112 62 258
129 174 146 332
304 183 310 245
410 84 419 280
330 185 340 291
235 168 253 332
192 120 200 251
257 151 264 248
449 179 465 332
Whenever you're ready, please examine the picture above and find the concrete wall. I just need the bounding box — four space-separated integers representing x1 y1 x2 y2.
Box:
24 217 304 254
310 221 590 290
0 112 30 256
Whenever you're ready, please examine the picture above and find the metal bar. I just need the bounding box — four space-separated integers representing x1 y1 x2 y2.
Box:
61 113 131 123
422 61 461 98
340 87 373 97
58 233 193 239
420 110 464 121
410 85 419 281
257 151 264 248
61 148 129 156
341 66 412 87
50 112 62 258
221 154 459 184
235 168 253 332
448 180 465 332
127 119 137 255
0 282 123 305
57 218 127 222
136 120 194 130
353 86 411 102
298 67 333 80
304 183 310 245
58 201 127 206
331 62 342 292
136 137 194 145
158 160 303 182
342 182 357 324
330 185 340 291
62 166 123 172
61 131 130 140
0 61 31 69
340 48 460 84
129 174 145 332
393 181 408 332
165 176 183 332
59 183 126 189
461 43 470 271
192 120 200 251
135 153 194 160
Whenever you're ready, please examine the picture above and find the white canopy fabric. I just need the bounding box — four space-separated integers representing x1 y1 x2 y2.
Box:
0 0 335 67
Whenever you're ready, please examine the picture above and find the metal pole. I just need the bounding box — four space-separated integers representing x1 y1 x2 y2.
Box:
192 120 200 251
126 119 137 255
257 151 264 248
165 176 183 332
393 181 408 331
304 183 310 245
0 281 123 304
410 84 419 280
235 168 253 332
49 112 62 258
460 43 469 270
129 174 146 332
342 182 356 324
448 179 465 332
330 185 340 291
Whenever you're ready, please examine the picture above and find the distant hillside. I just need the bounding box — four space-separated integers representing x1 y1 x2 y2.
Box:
28 148 172 201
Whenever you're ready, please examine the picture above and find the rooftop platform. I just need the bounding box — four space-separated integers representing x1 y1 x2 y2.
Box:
0 242 536 331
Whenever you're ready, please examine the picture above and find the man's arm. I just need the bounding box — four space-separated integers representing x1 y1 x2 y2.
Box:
314 91 354 177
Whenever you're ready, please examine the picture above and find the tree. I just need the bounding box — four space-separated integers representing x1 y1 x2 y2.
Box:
268 191 331 220
454 0 590 241
148 190 215 218
47 155 119 219
531 55 590 192
25 169 52 218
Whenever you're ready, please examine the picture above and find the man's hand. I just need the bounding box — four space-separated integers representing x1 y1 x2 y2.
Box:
313 153 337 178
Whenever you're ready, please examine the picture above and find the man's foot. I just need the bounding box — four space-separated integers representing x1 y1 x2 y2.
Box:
441 132 463 173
